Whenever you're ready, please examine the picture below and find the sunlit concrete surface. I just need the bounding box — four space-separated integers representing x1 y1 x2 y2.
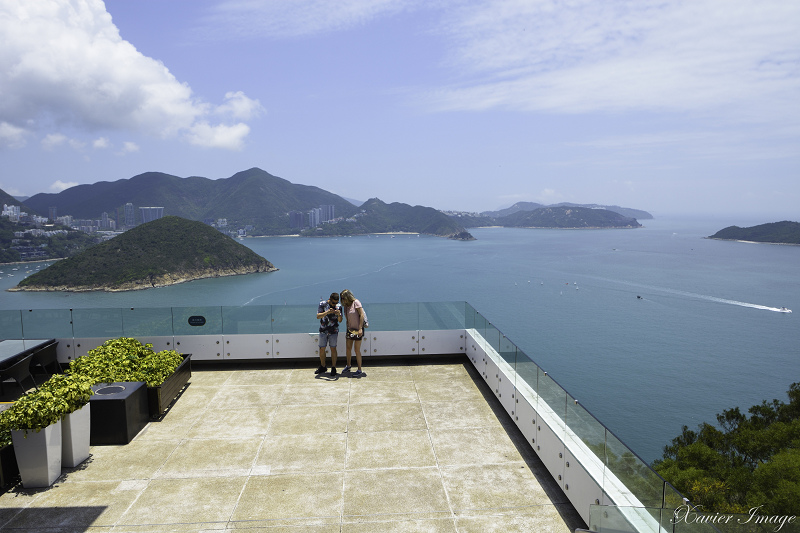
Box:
0 357 586 532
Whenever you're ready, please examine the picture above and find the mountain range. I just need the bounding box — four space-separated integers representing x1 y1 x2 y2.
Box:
8 167 652 238
24 168 357 234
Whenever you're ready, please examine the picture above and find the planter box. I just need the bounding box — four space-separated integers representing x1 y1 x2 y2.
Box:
11 421 62 489
147 354 191 419
0 443 18 488
89 382 148 445
62 403 90 468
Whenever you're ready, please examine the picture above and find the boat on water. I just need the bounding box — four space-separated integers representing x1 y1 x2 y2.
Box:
779 307 792 313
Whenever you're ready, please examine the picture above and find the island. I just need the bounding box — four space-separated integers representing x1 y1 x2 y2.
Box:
707 221 800 245
10 216 277 292
496 206 642 229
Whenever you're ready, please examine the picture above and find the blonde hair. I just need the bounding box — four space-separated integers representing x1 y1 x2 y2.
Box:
340 289 355 307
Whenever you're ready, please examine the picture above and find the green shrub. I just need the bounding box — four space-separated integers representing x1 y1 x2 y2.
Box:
67 337 183 387
0 374 94 437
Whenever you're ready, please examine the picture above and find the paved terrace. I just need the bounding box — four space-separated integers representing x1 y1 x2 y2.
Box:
0 357 586 532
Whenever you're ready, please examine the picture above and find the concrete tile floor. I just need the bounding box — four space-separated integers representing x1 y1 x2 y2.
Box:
0 357 586 532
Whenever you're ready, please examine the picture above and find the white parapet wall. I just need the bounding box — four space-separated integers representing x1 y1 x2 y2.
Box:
465 328 663 533
53 329 466 363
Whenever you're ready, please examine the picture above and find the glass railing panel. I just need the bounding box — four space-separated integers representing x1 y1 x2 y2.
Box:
418 301 466 330
565 392 607 466
122 307 175 337
271 305 316 334
71 307 124 338
171 306 223 335
21 308 73 339
590 505 726 533
498 334 517 367
222 305 271 335
0 310 23 339
484 322 502 354
664 481 685 513
605 431 664 509
538 371 567 426
464 302 477 330
364 303 419 331
588 504 639 533
670 507 724 532
471 311 489 351
515 348 539 397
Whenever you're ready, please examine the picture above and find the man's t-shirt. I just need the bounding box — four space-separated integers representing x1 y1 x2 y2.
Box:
318 300 342 334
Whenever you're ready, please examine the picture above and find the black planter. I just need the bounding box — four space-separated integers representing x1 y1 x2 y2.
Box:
0 443 18 488
147 354 191 419
89 382 149 445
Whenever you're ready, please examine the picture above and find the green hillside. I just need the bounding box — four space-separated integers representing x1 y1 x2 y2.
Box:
24 168 358 235
498 206 642 229
0 187 39 217
0 217 98 264
303 198 474 239
708 221 800 244
12 216 276 291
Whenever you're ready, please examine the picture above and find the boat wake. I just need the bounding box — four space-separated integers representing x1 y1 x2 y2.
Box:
650 287 791 313
589 276 791 314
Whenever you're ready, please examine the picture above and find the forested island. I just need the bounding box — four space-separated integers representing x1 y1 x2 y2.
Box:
497 206 642 229
10 216 276 292
708 221 800 245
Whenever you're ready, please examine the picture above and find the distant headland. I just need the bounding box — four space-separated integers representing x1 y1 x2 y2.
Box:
707 221 800 245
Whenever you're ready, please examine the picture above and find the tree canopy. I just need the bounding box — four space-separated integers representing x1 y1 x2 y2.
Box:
653 383 800 516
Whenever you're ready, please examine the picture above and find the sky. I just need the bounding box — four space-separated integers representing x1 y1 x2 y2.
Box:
1 0 799 219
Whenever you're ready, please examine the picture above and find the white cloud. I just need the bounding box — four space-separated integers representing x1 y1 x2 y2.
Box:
41 132 85 151
117 141 139 155
215 91 265 120
0 0 259 150
425 0 800 122
50 180 78 192
0 121 28 149
535 188 562 203
41 133 68 150
93 137 110 149
199 0 425 39
186 122 251 150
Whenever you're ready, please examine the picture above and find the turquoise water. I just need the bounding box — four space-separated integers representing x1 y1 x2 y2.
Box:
1 217 798 463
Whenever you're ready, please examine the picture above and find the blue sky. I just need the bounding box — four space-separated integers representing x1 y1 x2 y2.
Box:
1 0 798 218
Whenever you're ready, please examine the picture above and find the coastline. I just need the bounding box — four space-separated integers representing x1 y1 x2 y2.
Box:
705 237 800 246
8 265 278 293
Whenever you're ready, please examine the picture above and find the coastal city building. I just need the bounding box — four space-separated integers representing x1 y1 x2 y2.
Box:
139 206 164 223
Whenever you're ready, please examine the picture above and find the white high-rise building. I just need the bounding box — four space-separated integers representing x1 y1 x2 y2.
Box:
124 203 135 227
308 208 321 227
320 204 335 222
139 206 164 223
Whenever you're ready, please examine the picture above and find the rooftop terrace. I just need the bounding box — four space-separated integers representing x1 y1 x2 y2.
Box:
0 357 586 532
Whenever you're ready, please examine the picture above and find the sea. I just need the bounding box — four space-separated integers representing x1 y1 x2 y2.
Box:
1 216 798 464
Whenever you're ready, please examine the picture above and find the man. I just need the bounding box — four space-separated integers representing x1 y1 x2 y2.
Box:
315 292 342 375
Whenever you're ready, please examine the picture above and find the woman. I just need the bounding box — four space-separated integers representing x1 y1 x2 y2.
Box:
340 289 365 376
